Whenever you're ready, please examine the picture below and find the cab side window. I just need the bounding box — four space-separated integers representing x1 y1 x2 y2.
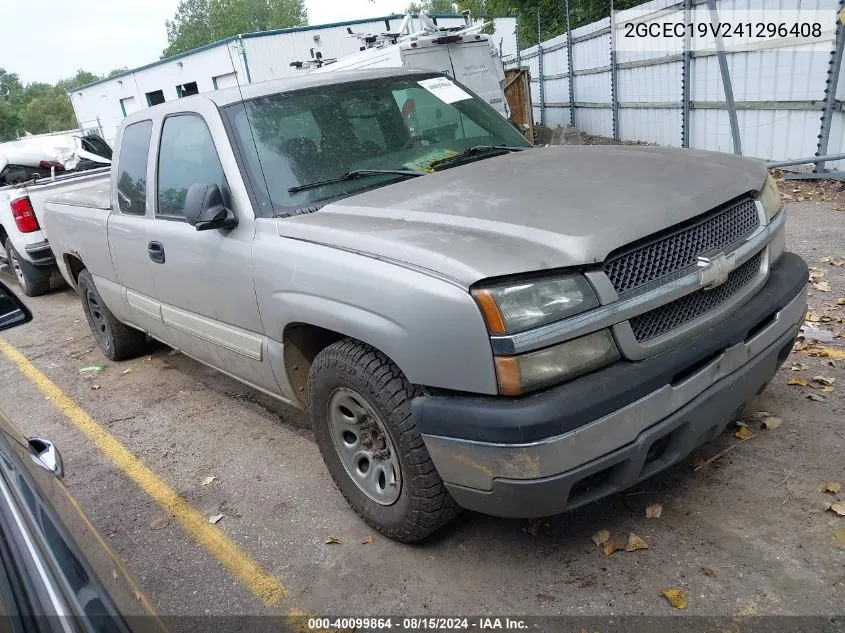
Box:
116 120 152 215
156 115 225 220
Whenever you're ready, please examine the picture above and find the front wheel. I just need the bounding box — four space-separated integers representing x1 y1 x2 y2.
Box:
308 339 460 542
4 238 50 297
77 269 147 361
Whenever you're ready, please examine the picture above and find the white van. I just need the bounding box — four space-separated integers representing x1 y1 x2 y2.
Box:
309 20 508 118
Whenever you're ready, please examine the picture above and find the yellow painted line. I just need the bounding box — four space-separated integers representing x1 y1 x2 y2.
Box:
0 337 285 606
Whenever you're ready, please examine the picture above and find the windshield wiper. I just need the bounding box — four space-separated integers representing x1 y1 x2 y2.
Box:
428 145 529 171
288 169 425 194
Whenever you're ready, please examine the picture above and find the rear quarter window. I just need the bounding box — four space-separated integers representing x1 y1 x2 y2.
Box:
116 121 152 215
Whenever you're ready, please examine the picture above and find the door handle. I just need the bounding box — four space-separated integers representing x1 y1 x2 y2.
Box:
148 241 165 264
28 437 64 479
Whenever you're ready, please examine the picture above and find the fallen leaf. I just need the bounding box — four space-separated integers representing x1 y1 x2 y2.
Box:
809 267 826 281
837 298 845 306
626 533 649 551
208 514 223 524
830 259 845 267
702 566 717 578
822 482 841 494
536 593 557 603
790 363 808 371
807 393 826 402
813 375 836 386
602 540 625 556
591 529 610 546
663 588 688 609
804 346 845 360
822 386 835 393
735 426 754 440
828 501 845 516
645 504 663 518
121 368 133 375
761 416 783 430
91 384 101 391
149 515 169 530
813 281 832 292
360 535 374 545
200 476 217 486
806 312 822 322
836 529 845 545
79 364 107 373
325 535 340 544
788 427 798 433
788 376 809 387
821 256 833 263
143 356 152 362
751 410 772 418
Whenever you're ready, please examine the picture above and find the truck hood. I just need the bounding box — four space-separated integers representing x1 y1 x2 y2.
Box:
277 145 767 287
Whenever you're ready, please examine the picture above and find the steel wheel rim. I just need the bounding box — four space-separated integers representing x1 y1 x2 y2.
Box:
86 290 111 351
327 387 402 505
9 249 25 287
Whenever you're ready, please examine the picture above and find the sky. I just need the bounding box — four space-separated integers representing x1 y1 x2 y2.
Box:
0 0 411 85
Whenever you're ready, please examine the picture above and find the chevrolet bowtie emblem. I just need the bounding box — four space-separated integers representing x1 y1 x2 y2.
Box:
697 252 735 289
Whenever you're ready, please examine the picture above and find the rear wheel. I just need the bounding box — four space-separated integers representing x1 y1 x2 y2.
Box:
77 269 146 361
4 238 50 297
308 339 460 542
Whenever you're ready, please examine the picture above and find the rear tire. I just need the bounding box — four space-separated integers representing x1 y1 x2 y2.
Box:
77 269 146 361
308 339 460 542
4 238 50 297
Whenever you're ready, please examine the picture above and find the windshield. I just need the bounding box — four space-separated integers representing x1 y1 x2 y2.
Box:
225 74 531 216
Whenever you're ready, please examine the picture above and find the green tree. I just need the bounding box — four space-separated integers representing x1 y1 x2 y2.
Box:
0 99 22 141
406 0 458 13
108 67 129 77
55 69 100 93
163 0 307 58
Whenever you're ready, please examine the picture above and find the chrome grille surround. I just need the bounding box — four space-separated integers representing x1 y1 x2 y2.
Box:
629 251 764 342
603 199 760 296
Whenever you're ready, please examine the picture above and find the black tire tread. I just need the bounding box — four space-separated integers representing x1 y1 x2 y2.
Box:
77 269 147 361
4 238 50 297
309 338 460 542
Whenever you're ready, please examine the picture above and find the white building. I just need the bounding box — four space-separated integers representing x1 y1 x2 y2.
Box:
69 13 517 143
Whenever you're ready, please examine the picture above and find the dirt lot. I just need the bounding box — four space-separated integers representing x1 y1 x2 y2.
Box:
0 189 843 627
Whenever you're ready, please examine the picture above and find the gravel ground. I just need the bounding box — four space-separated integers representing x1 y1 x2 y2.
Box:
0 191 842 627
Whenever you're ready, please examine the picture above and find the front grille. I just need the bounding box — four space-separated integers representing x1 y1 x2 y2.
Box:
604 199 760 296
629 251 763 342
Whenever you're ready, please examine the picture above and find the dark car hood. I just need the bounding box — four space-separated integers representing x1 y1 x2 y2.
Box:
278 145 767 287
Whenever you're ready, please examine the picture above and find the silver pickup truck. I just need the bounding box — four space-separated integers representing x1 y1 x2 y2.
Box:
44 68 807 542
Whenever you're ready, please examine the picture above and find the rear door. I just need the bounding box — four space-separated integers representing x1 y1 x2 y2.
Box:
446 40 507 116
107 119 171 341
144 105 279 394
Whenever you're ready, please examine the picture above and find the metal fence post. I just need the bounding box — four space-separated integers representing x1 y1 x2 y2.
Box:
565 0 576 128
610 0 619 141
681 0 692 147
537 10 545 126
706 0 741 155
814 0 845 173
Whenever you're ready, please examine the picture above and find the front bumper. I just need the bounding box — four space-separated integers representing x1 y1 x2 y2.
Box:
415 252 808 518
23 240 56 266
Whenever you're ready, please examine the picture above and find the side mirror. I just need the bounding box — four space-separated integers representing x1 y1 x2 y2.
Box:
0 280 31 332
184 183 238 231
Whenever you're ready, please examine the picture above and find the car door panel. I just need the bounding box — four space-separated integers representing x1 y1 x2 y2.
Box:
146 109 278 394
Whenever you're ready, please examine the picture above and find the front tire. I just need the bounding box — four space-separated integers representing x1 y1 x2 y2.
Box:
308 339 460 542
4 238 50 297
77 269 146 361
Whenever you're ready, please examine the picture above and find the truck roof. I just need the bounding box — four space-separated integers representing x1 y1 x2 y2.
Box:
121 67 438 126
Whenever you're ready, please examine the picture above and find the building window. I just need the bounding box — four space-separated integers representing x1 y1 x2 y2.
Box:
145 90 165 106
176 81 199 98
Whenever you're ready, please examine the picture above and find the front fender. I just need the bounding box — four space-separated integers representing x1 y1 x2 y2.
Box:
253 231 498 395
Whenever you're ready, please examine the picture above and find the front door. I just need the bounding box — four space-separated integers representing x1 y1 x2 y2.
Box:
145 112 279 394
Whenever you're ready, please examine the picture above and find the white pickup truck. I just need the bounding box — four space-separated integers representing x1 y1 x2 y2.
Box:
43 68 807 541
0 168 110 295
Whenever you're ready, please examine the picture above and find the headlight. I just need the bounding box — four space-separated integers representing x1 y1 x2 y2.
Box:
760 174 783 221
494 330 620 395
472 274 599 334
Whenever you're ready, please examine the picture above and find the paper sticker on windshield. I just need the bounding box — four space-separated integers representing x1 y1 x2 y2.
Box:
403 149 459 173
417 77 471 104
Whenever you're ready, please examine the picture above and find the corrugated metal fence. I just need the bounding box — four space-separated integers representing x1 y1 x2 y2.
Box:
504 0 845 169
